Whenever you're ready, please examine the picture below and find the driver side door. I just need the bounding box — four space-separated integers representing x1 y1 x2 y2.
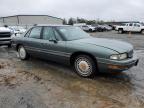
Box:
40 27 69 63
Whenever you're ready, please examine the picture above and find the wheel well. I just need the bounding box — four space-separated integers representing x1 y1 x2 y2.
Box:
141 29 144 32
118 28 123 30
70 52 98 66
16 44 22 51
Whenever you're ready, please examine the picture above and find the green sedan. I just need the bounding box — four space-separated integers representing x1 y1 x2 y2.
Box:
12 25 139 77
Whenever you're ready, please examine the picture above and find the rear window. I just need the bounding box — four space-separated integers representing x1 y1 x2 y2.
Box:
29 27 42 39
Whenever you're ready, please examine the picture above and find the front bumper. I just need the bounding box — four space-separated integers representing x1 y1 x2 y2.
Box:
97 56 139 72
0 38 11 45
0 41 11 45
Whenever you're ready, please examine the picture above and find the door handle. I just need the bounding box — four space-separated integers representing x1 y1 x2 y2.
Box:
41 43 47 45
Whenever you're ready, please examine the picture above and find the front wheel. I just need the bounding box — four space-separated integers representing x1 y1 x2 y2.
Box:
118 29 123 34
74 55 97 78
8 44 11 48
18 45 29 60
89 29 93 32
141 30 144 34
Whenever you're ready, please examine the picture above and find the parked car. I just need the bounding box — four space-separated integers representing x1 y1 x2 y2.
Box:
12 25 139 77
8 27 19 35
103 25 113 31
73 23 86 27
115 23 144 34
0 26 12 47
97 25 107 31
81 25 95 32
92 25 104 32
18 26 27 34
109 25 117 30
9 26 26 35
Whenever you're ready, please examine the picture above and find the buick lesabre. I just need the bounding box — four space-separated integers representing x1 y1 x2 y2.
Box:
12 25 139 77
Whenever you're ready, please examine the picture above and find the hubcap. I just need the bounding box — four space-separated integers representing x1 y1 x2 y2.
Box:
76 58 92 76
78 61 89 72
19 47 26 59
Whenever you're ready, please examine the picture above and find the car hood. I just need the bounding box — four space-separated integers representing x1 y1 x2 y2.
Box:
0 27 11 32
74 37 133 53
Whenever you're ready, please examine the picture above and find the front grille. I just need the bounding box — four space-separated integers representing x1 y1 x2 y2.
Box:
128 50 133 58
0 32 11 38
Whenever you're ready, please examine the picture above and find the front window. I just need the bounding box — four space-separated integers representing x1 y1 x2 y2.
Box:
42 27 62 41
43 27 55 40
56 26 90 41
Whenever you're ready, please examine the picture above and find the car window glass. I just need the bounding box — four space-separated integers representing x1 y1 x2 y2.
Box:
129 23 133 26
43 27 55 40
137 24 140 27
29 27 41 39
123 24 126 26
24 30 31 37
134 24 140 27
53 29 62 41
57 27 90 41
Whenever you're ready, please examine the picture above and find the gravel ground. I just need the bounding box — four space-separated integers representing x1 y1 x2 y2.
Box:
0 31 144 108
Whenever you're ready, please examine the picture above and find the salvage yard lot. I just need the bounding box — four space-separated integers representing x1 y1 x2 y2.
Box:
0 31 144 108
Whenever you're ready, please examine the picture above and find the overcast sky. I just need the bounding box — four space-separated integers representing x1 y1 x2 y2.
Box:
0 0 144 21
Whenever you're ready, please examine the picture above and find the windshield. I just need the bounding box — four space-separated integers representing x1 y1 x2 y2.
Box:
56 26 90 41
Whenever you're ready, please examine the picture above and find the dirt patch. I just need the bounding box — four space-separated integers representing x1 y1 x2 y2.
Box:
0 60 12 69
0 58 43 90
0 62 7 69
0 75 18 89
0 71 44 91
0 45 144 108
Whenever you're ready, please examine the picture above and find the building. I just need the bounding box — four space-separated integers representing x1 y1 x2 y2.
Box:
0 15 63 28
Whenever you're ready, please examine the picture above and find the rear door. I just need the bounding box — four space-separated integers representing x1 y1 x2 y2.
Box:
40 27 68 63
133 23 141 32
22 26 43 56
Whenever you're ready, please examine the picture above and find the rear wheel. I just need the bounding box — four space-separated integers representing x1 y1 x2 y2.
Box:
74 55 97 77
18 45 29 60
118 29 123 34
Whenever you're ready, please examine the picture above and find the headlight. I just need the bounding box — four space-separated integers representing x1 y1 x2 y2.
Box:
110 53 127 60
119 53 127 60
110 55 119 60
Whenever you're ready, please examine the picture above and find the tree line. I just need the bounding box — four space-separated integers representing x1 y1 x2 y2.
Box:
63 17 105 25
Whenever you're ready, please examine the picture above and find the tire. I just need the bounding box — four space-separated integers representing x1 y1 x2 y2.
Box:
118 29 123 34
89 29 92 32
18 45 29 60
74 55 97 78
8 44 11 48
141 30 144 34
